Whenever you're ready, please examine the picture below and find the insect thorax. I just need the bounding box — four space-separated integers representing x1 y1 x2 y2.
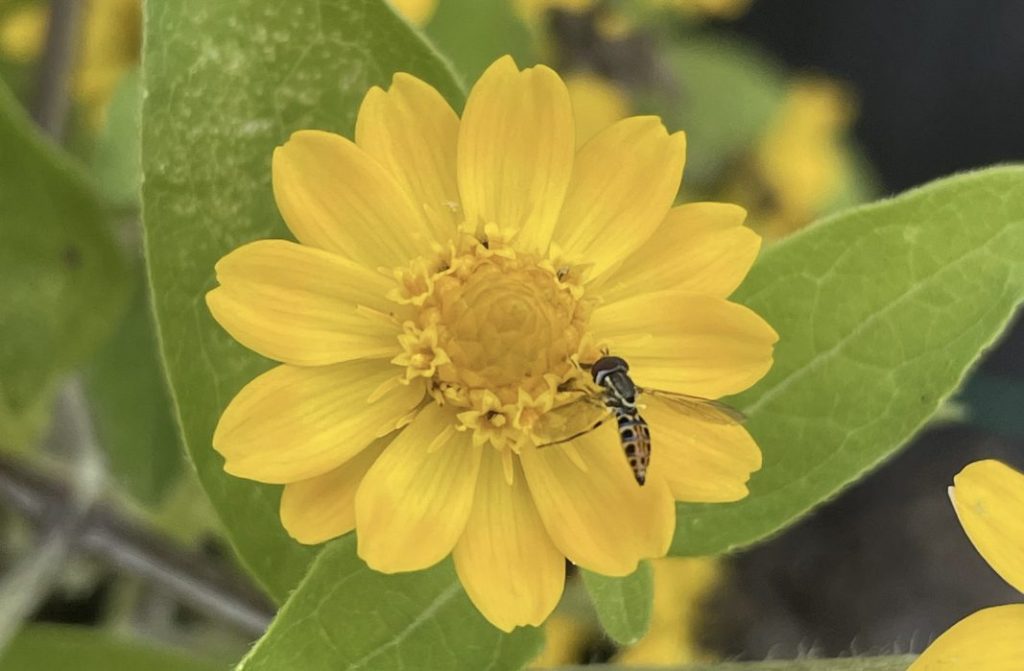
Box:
590 355 637 408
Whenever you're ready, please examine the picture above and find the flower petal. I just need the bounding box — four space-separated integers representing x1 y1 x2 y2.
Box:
590 292 778 399
909 605 1024 671
643 396 761 502
355 73 461 245
272 130 435 267
280 439 386 544
207 240 401 366
356 403 481 572
453 449 565 632
951 460 1024 593
596 203 761 303
457 56 574 254
214 360 423 484
520 423 676 575
553 117 686 279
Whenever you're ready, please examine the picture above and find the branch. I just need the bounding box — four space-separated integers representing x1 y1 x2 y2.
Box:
0 450 275 639
31 0 84 138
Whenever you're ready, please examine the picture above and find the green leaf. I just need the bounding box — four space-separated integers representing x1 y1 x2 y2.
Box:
142 0 462 600
673 166 1024 556
92 68 142 209
580 562 653 645
426 0 536 84
236 536 543 671
0 624 224 671
86 283 184 508
552 656 915 671
0 80 130 451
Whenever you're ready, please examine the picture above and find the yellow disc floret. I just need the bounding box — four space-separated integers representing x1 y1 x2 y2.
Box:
391 235 593 449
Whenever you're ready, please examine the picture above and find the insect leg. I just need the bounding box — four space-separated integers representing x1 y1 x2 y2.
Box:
535 415 608 448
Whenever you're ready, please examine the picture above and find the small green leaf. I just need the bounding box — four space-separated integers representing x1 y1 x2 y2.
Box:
426 0 536 84
237 536 543 671
0 80 130 451
92 68 142 209
143 0 461 600
652 36 786 189
86 284 183 508
0 624 224 671
580 562 653 645
673 166 1024 556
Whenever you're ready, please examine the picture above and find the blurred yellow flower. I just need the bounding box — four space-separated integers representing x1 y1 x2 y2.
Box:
564 72 631 146
909 460 1024 670
207 55 775 631
388 0 438 26
0 3 42 61
530 613 591 667
0 0 141 127
531 557 723 666
656 0 752 19
616 557 721 665
728 77 854 239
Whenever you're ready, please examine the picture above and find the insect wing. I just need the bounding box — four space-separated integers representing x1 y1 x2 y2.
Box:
638 388 746 425
532 398 610 446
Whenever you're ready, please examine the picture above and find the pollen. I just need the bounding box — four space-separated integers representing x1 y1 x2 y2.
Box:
392 235 594 449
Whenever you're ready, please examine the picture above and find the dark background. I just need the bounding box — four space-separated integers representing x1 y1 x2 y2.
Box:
703 1 1024 659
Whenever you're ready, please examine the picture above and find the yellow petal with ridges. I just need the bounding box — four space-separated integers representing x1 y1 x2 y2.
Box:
553 117 686 280
356 404 482 572
591 292 777 399
596 203 760 303
909 605 1024 671
457 56 574 253
272 130 435 267
280 439 387 544
951 459 1024 593
214 360 423 484
453 449 565 632
643 397 761 502
356 73 461 244
207 239 401 366
521 424 676 575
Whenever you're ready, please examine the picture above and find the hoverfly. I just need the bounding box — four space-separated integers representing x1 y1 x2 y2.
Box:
537 355 745 486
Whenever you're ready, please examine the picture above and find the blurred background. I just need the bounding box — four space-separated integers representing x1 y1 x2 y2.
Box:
0 0 1022 667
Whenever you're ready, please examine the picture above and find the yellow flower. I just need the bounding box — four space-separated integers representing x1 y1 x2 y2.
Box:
529 613 591 667
909 460 1024 670
387 0 438 26
0 0 141 127
615 557 721 665
727 77 855 240
207 55 776 631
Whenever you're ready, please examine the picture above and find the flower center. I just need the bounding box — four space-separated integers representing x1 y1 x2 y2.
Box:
390 235 595 450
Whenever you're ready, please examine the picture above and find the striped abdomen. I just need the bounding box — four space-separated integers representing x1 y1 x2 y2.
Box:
615 409 651 485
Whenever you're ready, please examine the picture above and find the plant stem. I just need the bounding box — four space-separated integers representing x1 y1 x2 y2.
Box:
0 451 275 639
31 0 83 138
0 380 104 650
